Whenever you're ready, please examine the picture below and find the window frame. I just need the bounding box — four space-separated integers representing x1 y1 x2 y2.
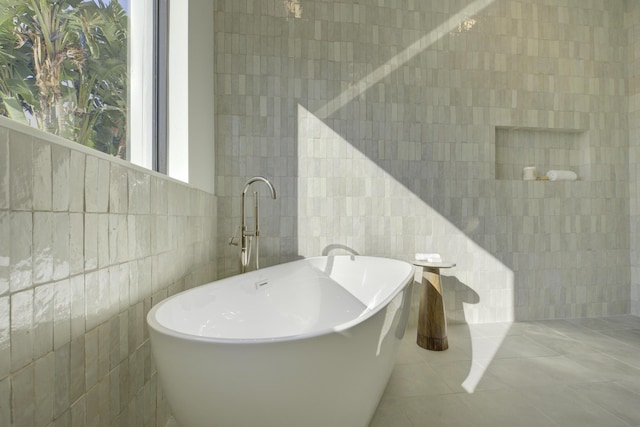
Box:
153 0 168 174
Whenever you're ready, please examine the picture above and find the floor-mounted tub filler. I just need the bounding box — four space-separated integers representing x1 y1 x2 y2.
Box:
147 256 414 427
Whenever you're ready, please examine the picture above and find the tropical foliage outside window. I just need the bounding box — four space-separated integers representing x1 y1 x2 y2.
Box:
0 0 128 157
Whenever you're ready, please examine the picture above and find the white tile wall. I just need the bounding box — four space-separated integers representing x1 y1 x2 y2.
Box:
0 117 217 426
628 0 640 316
215 0 631 322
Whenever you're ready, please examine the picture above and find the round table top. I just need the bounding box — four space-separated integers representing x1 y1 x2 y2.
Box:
412 260 456 269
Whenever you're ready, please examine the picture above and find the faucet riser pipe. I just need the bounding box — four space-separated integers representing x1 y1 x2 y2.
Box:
235 176 277 273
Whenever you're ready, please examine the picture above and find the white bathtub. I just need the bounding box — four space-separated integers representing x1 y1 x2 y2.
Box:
147 256 414 427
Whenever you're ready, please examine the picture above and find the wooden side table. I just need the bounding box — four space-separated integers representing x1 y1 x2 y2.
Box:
412 260 456 351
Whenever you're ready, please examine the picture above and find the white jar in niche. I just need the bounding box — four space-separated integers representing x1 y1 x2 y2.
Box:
523 166 537 181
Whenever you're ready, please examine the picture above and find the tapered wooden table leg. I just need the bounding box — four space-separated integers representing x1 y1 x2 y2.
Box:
417 267 448 350
413 261 455 351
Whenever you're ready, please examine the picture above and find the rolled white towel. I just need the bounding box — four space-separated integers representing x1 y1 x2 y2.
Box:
546 170 577 181
415 253 442 262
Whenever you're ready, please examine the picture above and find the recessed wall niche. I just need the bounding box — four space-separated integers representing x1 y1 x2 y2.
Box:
495 127 591 181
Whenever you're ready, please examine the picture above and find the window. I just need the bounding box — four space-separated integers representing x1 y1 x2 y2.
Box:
0 0 166 172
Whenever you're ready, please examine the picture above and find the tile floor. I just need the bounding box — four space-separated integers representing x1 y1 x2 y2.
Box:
371 316 640 427
166 316 640 427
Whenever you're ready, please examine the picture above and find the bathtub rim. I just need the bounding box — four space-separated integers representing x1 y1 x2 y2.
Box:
147 255 414 345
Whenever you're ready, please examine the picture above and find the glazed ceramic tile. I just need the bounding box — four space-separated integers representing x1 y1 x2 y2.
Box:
68 150 85 212
9 130 33 211
11 362 34 426
10 289 33 372
34 352 55 426
33 212 53 284
0 131 8 210
53 278 71 350
33 283 54 359
33 138 52 211
51 145 70 212
9 211 32 293
0 297 9 379
52 213 70 281
69 213 84 276
0 212 8 297
0 376 9 426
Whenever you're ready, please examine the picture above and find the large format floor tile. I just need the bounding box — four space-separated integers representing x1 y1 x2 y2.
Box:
372 315 640 427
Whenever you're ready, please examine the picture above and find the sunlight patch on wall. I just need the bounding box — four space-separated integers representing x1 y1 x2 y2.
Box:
316 0 496 120
298 0 505 394
297 103 513 392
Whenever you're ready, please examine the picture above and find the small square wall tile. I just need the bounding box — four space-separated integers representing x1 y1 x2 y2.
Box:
111 364 124 422
128 302 143 355
84 214 98 271
0 296 9 379
150 177 168 215
33 212 54 285
9 130 33 211
52 145 70 212
70 395 86 427
134 215 151 259
11 362 34 427
118 310 129 363
97 159 110 213
0 212 8 297
69 150 85 212
117 263 130 313
85 380 108 427
33 283 54 359
98 268 111 324
85 327 98 391
69 274 85 339
127 215 137 261
11 283 34 372
109 214 128 265
33 138 52 211
69 335 85 404
53 344 71 418
0 376 9 426
97 322 110 380
98 214 110 269
52 213 70 281
69 213 84 276
109 163 128 214
85 156 100 213
0 129 9 210
135 258 152 302
53 278 71 350
108 266 120 321
84 271 103 332
35 351 55 427
10 211 32 293
128 171 150 214
53 410 70 427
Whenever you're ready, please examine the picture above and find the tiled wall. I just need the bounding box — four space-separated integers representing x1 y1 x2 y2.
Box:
629 0 640 316
215 0 630 322
0 117 217 426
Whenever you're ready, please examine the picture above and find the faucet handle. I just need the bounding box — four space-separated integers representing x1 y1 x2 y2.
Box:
228 226 241 246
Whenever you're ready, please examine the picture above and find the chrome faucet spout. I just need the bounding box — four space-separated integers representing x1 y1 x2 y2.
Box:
242 176 277 199
234 176 277 273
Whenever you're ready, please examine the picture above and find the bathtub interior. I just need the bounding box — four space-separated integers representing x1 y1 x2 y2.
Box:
305 255 414 309
150 256 414 342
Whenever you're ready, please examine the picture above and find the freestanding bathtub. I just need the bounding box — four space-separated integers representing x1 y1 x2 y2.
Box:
147 256 414 427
